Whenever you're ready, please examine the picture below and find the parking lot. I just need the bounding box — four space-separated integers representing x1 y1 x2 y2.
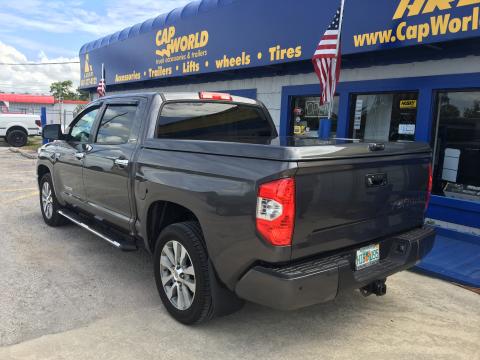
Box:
0 144 478 360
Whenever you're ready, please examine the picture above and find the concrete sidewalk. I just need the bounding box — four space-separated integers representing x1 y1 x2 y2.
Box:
1 272 479 360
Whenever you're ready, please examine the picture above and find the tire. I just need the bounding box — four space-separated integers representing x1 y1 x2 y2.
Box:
39 173 67 227
7 129 28 147
153 222 215 324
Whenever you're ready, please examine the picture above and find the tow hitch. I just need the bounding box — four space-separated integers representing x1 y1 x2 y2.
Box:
360 279 387 297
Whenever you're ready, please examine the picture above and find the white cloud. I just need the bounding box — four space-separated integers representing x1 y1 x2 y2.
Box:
0 0 191 94
0 41 80 94
0 0 191 36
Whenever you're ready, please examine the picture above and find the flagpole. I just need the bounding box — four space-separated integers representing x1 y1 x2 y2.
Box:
328 0 346 120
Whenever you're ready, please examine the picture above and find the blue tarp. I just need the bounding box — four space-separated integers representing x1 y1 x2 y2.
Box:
416 227 480 288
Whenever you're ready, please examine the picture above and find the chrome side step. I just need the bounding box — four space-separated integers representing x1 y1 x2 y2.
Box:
58 209 137 251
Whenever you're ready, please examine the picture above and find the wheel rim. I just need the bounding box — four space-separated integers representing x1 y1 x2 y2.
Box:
160 240 196 310
41 181 53 219
11 133 25 146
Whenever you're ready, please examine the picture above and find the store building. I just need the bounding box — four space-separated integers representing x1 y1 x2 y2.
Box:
79 0 480 286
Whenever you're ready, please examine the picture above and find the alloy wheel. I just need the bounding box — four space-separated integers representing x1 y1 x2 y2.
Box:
41 181 53 219
159 240 196 310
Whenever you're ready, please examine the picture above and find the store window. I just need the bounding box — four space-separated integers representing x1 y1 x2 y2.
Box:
291 96 339 138
432 91 480 202
349 92 418 142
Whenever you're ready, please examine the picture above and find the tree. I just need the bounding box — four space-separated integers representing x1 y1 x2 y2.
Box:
49 81 90 101
50 80 76 100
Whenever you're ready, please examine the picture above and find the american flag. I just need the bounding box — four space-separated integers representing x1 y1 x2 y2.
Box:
312 7 342 106
97 78 106 98
97 64 106 97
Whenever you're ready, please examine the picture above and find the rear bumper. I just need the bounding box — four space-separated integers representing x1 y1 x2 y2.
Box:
235 226 435 310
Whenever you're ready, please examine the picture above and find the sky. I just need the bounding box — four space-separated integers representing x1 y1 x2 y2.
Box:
0 0 190 94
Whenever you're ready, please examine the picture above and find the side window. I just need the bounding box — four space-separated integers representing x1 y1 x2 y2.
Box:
70 107 100 143
96 105 138 144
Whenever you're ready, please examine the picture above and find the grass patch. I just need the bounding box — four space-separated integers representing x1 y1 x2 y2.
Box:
22 136 43 152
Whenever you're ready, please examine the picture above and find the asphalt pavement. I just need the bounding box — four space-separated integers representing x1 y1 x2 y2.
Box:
0 144 478 360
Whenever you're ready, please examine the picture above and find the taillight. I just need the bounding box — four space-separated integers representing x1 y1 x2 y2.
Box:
256 178 295 246
199 92 232 101
425 164 433 212
35 120 42 127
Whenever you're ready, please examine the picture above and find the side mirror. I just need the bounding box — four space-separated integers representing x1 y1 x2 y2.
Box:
42 124 64 141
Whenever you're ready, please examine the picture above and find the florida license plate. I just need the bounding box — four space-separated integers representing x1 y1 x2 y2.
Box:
355 244 380 270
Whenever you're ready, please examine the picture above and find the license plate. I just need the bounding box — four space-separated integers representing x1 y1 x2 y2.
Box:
355 244 380 270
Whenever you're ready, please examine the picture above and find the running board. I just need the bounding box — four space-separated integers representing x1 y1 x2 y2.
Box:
58 209 137 251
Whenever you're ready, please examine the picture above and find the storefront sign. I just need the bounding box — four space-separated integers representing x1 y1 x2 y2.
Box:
343 0 480 54
80 0 480 89
79 0 338 89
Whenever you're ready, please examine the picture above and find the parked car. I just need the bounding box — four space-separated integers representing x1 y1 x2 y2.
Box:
0 113 42 147
36 92 435 324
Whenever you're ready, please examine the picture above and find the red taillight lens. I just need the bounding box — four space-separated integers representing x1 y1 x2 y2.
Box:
256 178 295 246
35 120 42 127
199 92 232 101
425 164 433 212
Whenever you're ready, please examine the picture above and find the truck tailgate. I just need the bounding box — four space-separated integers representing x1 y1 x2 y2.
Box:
292 150 431 260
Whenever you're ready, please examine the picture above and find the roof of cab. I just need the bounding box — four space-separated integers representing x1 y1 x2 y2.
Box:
93 92 258 105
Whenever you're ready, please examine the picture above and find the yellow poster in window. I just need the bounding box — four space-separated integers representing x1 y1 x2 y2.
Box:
400 100 417 109
294 125 306 135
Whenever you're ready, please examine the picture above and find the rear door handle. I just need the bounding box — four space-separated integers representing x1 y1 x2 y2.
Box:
114 158 129 168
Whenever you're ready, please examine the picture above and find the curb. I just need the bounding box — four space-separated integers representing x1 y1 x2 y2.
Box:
8 147 38 159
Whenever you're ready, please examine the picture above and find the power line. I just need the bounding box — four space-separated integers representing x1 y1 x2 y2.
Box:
0 61 80 66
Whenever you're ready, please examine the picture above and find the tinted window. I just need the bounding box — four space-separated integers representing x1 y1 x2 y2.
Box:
70 107 99 143
349 92 418 142
156 102 275 141
432 91 480 202
96 105 137 144
291 95 339 138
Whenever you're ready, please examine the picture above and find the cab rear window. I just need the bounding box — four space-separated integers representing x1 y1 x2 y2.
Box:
155 102 275 142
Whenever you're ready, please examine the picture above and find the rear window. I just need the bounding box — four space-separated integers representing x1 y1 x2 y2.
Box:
155 102 275 142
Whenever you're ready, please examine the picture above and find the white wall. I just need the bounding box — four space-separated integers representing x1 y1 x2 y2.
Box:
105 55 480 131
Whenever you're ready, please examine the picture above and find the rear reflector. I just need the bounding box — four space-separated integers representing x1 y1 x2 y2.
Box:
425 164 433 212
256 178 295 246
199 92 232 101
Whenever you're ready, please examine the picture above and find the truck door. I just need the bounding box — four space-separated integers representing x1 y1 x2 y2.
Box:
53 105 101 207
82 100 143 231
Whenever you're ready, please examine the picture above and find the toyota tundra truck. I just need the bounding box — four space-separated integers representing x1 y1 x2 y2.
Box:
37 92 435 324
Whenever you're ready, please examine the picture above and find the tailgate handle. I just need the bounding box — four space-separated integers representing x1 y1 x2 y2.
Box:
366 173 388 187
369 143 385 151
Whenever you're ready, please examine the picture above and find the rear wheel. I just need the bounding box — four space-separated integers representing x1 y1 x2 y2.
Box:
39 173 67 227
7 129 28 147
153 222 214 324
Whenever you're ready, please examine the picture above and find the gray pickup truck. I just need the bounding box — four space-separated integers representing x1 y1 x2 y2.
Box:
37 92 435 324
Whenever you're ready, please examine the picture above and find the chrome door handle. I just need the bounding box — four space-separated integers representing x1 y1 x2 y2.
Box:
114 158 129 168
74 152 85 160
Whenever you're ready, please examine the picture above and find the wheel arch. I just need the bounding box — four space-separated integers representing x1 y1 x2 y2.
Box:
37 164 51 185
146 200 205 253
6 125 29 136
